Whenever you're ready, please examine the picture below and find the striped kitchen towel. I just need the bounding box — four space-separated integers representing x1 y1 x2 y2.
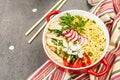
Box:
28 0 120 80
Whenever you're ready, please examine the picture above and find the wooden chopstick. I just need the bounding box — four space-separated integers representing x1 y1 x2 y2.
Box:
28 22 47 43
56 0 67 10
28 0 68 44
25 0 63 36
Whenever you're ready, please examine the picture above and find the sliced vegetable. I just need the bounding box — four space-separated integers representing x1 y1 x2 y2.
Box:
51 38 57 45
79 35 85 45
73 41 77 44
92 20 96 24
54 50 58 54
63 53 91 68
59 13 89 34
63 29 82 42
71 58 76 64
100 48 104 51
82 53 91 67
78 50 84 58
68 42 78 51
64 52 68 56
63 59 70 67
58 40 63 46
48 29 62 36
65 29 74 38
68 30 76 40
78 35 88 46
59 13 74 27
88 52 93 56
61 25 70 32
62 30 71 36
71 31 78 42
72 58 82 68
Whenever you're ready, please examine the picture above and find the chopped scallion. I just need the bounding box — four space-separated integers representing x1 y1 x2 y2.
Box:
88 52 93 56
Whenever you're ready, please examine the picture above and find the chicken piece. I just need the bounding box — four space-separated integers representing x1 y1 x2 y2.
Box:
49 21 62 30
46 37 57 47
45 45 64 65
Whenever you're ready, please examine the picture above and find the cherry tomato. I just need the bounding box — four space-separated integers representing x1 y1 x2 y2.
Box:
63 59 70 67
72 58 82 68
82 53 91 67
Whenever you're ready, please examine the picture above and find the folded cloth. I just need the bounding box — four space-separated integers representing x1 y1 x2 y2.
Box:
28 0 120 80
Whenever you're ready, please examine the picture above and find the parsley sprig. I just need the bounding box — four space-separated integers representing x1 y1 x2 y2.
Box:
59 13 89 34
59 13 74 27
48 29 62 36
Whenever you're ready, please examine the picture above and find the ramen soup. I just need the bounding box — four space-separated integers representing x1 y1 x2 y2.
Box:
45 13 106 68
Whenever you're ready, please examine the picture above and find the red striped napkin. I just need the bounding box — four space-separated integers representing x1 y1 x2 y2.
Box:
28 0 120 80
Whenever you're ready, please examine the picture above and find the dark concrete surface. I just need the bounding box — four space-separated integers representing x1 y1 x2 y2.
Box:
0 0 91 80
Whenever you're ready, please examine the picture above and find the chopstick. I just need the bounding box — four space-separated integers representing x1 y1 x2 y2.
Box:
25 0 63 36
28 0 67 44
28 22 47 43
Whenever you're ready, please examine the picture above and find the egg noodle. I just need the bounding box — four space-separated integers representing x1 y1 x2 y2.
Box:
81 19 106 63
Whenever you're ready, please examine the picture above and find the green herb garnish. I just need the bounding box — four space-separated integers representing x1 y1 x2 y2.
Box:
59 13 74 26
58 40 63 46
71 58 76 63
58 48 62 54
61 25 70 31
88 52 93 56
70 55 78 63
70 55 73 60
75 16 89 27
64 52 68 56
100 48 104 51
59 13 89 34
92 20 96 24
48 29 62 36
70 55 75 63
75 55 78 59
73 41 77 44
51 38 57 45
54 50 58 54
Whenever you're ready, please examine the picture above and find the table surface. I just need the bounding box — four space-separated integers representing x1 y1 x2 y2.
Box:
0 0 91 80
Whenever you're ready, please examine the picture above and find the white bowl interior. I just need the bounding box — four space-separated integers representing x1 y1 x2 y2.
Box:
42 10 109 70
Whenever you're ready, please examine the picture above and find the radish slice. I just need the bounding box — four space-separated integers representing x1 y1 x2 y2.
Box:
62 30 71 36
68 30 76 40
71 31 78 42
64 29 73 38
78 35 82 42
81 37 85 45
78 35 88 46
79 36 85 45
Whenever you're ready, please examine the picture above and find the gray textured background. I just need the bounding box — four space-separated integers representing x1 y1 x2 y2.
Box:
0 0 91 80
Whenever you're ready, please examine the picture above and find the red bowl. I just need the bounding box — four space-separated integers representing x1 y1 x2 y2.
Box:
42 10 109 77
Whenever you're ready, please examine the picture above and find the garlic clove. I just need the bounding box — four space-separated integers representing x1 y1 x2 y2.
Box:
67 49 72 54
62 48 68 51
70 46 78 51
72 52 78 55
78 50 84 58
